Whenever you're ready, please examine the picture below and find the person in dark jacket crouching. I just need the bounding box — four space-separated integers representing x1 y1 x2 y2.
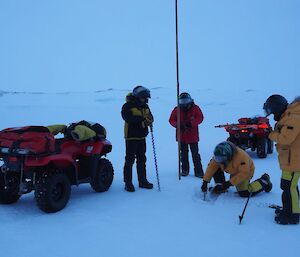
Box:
169 92 204 177
121 86 154 192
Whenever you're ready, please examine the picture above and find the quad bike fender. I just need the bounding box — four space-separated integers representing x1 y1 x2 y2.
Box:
81 139 112 156
25 154 76 169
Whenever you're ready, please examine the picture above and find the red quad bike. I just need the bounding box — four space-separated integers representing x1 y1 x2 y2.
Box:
0 126 114 213
215 116 273 158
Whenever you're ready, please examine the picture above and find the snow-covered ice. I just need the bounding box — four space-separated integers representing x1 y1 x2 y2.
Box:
0 1 299 257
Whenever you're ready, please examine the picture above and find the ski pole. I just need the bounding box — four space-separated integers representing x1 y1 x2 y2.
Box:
239 191 252 224
150 125 161 191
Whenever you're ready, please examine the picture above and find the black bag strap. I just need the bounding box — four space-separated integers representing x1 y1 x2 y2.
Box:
3 126 49 134
8 140 21 154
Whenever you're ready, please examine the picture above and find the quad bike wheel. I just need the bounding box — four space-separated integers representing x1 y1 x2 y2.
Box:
90 158 114 192
35 171 71 213
0 171 21 204
267 138 274 154
257 138 267 158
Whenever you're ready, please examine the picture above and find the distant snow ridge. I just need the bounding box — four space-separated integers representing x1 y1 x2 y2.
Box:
0 90 9 96
0 87 166 97
0 90 46 96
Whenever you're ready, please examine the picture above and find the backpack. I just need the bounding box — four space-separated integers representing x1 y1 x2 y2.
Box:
0 126 55 155
66 121 106 139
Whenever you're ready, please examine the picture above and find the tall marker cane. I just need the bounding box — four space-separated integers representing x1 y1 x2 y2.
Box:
150 125 161 191
175 0 181 180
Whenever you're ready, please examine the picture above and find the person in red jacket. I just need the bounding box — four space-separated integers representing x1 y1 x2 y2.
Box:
169 92 204 177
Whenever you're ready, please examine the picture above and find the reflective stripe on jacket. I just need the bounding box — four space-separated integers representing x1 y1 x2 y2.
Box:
121 93 153 140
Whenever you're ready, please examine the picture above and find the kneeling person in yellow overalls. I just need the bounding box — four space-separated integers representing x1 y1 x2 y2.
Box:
201 141 272 197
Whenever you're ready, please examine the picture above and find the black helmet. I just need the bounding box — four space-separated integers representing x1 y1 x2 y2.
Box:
263 95 288 121
213 141 235 164
132 85 151 99
179 92 193 109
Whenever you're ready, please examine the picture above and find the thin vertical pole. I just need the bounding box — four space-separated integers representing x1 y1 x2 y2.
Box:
175 0 181 180
150 125 161 191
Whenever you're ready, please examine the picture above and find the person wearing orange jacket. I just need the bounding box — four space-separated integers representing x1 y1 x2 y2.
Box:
169 92 204 177
264 95 300 225
201 141 272 197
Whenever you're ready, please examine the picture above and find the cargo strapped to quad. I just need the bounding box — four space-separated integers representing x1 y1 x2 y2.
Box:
0 126 55 155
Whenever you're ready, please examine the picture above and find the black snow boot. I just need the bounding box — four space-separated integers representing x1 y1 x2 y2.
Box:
195 169 204 178
195 173 203 178
194 164 204 178
275 213 299 225
139 181 153 189
125 183 135 192
181 170 189 176
275 206 283 215
259 173 272 192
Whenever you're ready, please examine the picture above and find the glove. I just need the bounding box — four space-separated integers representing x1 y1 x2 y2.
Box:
144 117 152 126
222 181 232 190
212 181 232 194
211 184 224 194
201 180 208 192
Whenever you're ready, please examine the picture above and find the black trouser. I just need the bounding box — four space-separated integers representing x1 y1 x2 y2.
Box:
212 169 226 184
180 143 203 175
123 139 147 185
281 171 300 215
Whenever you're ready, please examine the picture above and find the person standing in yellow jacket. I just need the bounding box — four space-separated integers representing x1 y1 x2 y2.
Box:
264 95 300 225
201 141 272 197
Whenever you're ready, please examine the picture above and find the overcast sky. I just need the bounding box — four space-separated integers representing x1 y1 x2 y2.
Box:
0 0 299 92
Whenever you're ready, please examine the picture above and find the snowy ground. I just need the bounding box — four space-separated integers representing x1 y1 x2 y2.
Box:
0 86 299 257
1 1 299 256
